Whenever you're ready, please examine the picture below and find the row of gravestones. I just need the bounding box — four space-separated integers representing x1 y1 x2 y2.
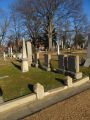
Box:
33 53 82 80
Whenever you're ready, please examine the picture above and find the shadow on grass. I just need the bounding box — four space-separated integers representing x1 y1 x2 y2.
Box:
11 62 21 70
28 84 34 92
55 78 65 85
0 88 3 96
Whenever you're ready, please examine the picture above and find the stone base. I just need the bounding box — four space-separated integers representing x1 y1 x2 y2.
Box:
42 65 51 71
0 97 4 104
75 72 82 79
35 63 39 68
21 60 29 73
28 61 32 67
84 58 90 67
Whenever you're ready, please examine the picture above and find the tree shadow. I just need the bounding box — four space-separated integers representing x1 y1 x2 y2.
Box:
55 78 65 85
0 88 3 96
28 84 34 92
11 62 21 70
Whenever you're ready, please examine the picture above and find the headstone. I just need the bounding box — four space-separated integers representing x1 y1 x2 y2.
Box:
34 83 44 99
34 52 39 68
10 47 13 58
64 76 73 87
0 88 4 104
61 40 64 49
21 38 29 73
57 44 60 55
58 54 67 72
44 54 51 71
8 47 10 57
84 33 90 67
26 41 32 66
68 55 82 79
3 52 6 61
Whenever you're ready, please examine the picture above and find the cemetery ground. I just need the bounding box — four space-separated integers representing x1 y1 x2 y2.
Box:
0 50 89 102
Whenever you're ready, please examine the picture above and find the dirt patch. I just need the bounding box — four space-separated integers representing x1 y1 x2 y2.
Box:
23 89 90 120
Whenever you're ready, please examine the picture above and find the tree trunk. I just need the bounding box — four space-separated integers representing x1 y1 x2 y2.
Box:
48 19 54 51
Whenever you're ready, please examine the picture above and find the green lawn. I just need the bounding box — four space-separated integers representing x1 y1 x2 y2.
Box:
0 59 64 101
0 51 89 102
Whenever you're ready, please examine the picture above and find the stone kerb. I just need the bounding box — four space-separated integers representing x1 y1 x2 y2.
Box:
34 83 44 99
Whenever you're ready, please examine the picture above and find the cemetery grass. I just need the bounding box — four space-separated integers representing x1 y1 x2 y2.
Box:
0 59 64 101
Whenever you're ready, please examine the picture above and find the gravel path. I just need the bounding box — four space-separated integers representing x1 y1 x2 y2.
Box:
23 89 90 120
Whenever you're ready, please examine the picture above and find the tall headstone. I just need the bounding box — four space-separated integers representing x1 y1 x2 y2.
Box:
8 47 10 57
21 38 29 73
3 52 6 61
26 41 32 66
84 33 90 67
34 52 39 68
10 47 13 58
61 40 64 49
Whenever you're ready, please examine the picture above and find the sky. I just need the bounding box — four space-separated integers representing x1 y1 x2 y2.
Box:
0 0 90 20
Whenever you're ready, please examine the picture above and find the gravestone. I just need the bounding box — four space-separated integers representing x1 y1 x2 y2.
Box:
34 83 44 99
0 88 4 104
58 54 67 72
21 38 29 73
84 33 90 67
26 41 32 67
8 47 10 57
44 54 51 71
3 52 6 61
34 52 39 68
10 47 13 58
68 55 82 79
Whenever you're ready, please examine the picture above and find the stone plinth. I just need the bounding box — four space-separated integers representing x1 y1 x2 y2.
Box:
34 83 44 99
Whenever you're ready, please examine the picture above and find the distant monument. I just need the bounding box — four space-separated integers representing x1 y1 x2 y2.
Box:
84 33 90 67
21 38 29 72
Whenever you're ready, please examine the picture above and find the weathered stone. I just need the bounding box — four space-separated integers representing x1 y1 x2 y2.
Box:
21 38 29 73
44 54 51 71
58 54 67 71
68 55 79 73
75 72 83 79
68 55 82 79
26 41 32 66
34 83 44 99
35 52 39 68
3 52 6 61
64 76 73 87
